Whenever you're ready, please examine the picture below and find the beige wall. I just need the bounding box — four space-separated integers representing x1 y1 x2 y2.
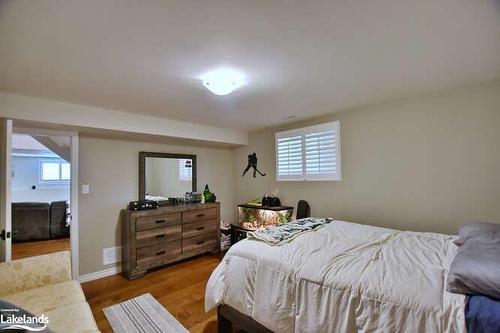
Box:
78 136 234 275
0 92 247 145
233 80 500 235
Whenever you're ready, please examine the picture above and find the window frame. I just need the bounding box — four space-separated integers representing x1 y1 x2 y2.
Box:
39 159 71 185
275 121 341 182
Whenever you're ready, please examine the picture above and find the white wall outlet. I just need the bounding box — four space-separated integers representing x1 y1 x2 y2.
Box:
103 246 122 265
81 184 90 194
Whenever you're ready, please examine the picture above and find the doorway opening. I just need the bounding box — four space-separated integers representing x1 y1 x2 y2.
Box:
11 133 72 259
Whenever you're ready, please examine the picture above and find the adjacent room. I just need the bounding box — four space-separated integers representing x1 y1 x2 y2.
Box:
10 133 71 260
0 1 499 333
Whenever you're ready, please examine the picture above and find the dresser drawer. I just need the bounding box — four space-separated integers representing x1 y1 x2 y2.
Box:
182 232 217 255
182 208 217 224
183 220 218 239
136 213 181 231
136 240 181 268
136 225 182 248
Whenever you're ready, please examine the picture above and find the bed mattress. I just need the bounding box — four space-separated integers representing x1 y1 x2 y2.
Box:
205 220 466 333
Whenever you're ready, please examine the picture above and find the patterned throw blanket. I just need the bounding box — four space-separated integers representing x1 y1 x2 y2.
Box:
248 217 334 245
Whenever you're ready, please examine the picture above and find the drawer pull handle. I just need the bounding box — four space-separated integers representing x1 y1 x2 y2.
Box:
196 240 205 245
196 227 205 231
196 213 205 218
155 251 166 256
155 234 166 239
155 220 166 224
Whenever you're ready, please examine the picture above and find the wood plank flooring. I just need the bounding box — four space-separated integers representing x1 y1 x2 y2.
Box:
81 254 221 333
12 237 71 260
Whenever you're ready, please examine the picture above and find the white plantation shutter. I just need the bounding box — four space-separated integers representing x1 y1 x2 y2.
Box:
276 134 303 179
276 121 341 181
305 129 337 178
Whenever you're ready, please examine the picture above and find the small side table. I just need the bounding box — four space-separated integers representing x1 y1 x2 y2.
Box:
230 225 253 245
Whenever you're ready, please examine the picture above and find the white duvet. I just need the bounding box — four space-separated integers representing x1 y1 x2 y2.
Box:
205 220 466 333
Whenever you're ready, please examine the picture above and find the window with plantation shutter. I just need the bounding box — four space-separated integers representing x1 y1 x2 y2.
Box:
275 121 341 181
178 159 192 181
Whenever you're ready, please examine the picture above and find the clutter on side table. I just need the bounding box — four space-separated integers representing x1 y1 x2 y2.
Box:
220 221 231 251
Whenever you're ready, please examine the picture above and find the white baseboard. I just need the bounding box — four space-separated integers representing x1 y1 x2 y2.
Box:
78 265 122 283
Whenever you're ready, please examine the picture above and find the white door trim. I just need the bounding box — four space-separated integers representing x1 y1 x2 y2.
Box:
0 119 12 262
70 134 79 279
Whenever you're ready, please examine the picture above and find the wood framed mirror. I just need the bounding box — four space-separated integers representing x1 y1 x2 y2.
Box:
139 152 197 202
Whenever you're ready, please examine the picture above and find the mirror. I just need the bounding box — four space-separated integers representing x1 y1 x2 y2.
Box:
139 152 197 202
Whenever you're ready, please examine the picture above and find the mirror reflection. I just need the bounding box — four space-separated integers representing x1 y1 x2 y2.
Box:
144 157 193 201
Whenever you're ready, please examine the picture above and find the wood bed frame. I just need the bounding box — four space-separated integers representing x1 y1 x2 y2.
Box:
217 305 273 333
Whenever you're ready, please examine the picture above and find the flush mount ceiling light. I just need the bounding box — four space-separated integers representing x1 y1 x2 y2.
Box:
201 68 245 95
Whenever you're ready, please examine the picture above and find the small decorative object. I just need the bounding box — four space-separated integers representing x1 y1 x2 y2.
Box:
184 192 202 204
261 195 281 207
244 196 263 206
129 200 158 211
203 184 216 203
242 152 266 178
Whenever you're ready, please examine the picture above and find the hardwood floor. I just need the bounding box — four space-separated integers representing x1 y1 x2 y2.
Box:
81 254 222 333
12 237 71 260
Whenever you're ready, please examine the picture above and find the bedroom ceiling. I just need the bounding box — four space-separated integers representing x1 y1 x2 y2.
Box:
1 0 500 131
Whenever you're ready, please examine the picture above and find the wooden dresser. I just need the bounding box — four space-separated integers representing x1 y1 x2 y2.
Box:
121 202 220 279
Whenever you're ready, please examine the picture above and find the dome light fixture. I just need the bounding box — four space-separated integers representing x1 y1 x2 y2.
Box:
201 68 245 95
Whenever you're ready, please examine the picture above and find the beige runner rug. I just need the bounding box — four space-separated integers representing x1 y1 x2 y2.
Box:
103 293 188 333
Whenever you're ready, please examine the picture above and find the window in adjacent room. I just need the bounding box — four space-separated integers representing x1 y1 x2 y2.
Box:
276 121 341 181
40 160 71 183
179 159 192 181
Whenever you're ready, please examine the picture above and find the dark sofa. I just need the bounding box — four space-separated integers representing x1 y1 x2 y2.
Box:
12 201 69 242
50 201 70 239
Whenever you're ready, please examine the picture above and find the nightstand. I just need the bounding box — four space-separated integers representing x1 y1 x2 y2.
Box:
230 224 253 245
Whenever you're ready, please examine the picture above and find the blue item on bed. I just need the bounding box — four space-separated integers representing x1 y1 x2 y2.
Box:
465 295 500 333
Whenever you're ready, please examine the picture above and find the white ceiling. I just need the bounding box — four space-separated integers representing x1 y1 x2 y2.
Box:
12 133 70 151
12 134 49 151
1 0 500 131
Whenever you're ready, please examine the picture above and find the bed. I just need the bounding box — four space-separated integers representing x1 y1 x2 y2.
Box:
205 220 467 333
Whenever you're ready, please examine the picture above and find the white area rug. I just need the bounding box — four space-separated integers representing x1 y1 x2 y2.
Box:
103 293 188 333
